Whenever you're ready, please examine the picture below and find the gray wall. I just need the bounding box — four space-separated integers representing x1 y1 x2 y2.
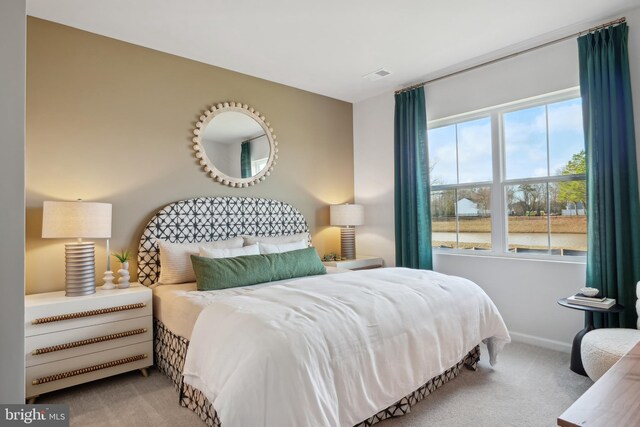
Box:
0 0 26 403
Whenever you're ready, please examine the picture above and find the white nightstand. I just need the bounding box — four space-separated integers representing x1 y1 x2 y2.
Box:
25 284 153 403
323 256 384 271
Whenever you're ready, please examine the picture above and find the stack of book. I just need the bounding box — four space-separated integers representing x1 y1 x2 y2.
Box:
566 293 616 309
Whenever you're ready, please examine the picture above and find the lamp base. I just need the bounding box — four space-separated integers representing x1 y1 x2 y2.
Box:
65 242 96 297
340 227 356 260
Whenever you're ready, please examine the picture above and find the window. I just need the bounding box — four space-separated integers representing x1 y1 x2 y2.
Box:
428 89 586 258
430 117 492 250
251 157 268 175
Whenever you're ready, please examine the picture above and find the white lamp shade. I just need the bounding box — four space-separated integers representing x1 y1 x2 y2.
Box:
42 201 112 239
330 204 364 227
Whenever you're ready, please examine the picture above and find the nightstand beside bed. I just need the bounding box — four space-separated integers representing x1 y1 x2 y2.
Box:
25 284 153 403
323 256 383 271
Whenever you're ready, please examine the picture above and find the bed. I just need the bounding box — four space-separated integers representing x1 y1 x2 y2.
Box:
138 196 510 427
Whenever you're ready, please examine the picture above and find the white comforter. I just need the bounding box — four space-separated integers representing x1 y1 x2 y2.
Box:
183 267 510 427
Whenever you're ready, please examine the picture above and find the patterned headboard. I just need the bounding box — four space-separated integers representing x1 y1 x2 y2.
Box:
137 196 310 286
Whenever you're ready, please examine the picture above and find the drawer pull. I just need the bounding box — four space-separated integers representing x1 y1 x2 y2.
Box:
32 353 148 385
32 303 146 325
32 328 148 355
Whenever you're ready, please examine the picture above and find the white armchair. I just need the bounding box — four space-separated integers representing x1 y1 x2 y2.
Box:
580 282 640 381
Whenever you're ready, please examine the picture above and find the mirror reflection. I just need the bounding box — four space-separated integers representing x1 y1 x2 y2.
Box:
201 112 270 179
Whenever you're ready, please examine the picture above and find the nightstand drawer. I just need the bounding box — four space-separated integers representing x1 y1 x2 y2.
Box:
26 287 152 336
26 341 153 398
26 316 152 367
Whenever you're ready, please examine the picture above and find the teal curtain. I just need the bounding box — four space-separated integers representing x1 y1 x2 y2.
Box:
579 23 640 328
394 87 432 269
240 141 251 178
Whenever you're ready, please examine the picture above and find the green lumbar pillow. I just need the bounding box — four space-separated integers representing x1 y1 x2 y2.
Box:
191 247 327 291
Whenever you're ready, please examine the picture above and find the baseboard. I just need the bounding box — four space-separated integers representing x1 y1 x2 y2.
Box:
509 331 572 353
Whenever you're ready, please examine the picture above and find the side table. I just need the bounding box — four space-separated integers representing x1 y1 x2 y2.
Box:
323 256 383 271
557 298 624 376
25 284 153 402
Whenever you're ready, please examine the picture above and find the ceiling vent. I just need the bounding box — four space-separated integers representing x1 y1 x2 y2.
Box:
363 68 392 82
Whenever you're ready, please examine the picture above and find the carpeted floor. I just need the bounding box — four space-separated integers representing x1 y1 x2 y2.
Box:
40 342 592 427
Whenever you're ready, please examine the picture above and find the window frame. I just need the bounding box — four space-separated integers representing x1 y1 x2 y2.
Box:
428 87 586 262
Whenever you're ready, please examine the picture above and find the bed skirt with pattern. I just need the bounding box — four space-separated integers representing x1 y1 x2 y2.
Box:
154 319 481 427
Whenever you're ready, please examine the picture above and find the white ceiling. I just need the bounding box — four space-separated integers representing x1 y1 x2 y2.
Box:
27 0 638 103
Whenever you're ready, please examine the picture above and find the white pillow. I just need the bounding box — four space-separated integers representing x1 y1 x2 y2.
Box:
242 232 310 246
199 244 260 259
158 237 243 284
258 240 307 254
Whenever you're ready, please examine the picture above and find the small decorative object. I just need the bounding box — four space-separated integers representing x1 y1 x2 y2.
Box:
102 238 116 290
42 200 112 297
322 252 341 262
102 270 116 290
113 249 131 289
580 287 600 297
330 203 364 260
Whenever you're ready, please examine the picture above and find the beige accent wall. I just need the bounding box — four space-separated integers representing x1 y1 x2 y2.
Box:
26 18 353 294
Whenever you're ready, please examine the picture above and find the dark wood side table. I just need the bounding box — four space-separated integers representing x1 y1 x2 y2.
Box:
557 298 624 376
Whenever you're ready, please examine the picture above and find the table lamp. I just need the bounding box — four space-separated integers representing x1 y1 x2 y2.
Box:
330 203 364 260
42 200 112 297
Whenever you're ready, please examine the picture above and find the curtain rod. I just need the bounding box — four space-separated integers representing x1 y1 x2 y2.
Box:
243 133 266 143
394 16 626 95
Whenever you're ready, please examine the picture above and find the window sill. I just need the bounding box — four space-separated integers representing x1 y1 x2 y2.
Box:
433 248 586 265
